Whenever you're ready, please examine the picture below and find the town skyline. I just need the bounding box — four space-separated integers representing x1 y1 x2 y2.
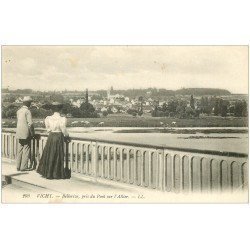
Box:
1 86 247 95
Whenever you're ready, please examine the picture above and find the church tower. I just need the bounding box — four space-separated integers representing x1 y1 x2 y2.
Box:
107 86 114 99
85 88 89 105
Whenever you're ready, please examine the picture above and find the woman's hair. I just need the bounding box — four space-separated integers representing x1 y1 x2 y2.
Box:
23 101 32 107
51 104 63 113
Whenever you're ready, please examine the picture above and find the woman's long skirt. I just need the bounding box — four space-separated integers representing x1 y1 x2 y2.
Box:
37 132 71 179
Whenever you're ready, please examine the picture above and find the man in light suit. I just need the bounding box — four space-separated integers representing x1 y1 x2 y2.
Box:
16 96 35 171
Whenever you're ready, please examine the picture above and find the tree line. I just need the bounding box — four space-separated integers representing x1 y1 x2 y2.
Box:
150 95 247 118
2 92 99 119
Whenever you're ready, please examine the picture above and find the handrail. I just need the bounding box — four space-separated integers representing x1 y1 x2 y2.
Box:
2 128 248 158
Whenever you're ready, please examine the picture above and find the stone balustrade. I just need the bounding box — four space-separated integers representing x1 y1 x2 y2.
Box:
2 129 248 193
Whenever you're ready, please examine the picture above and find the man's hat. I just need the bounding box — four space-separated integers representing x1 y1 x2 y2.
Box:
23 96 33 102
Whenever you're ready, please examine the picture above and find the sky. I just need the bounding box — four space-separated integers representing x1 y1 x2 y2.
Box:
2 46 248 94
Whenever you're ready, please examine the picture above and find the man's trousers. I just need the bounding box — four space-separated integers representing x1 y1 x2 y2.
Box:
16 138 31 171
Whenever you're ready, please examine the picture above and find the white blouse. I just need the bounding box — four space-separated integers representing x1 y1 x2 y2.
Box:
45 112 69 136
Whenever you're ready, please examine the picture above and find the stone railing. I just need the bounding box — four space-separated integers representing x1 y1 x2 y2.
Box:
1 129 248 193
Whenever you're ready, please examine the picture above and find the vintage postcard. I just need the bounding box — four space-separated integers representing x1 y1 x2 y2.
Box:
1 45 248 203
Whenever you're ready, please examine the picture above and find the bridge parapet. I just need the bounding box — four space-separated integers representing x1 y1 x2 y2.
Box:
2 129 248 193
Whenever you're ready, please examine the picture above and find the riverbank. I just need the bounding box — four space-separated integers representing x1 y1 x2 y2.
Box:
1 114 248 128
113 128 248 134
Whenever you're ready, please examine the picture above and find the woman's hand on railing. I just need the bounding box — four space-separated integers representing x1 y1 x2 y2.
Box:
33 134 41 140
64 136 71 143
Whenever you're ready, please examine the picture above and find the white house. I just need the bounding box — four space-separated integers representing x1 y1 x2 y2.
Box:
111 107 118 113
72 98 85 108
15 97 23 104
101 107 108 112
109 98 115 104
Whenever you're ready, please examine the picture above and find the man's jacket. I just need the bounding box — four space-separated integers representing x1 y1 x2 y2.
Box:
16 106 34 139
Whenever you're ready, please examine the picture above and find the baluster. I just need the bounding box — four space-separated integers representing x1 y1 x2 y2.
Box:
209 159 213 193
230 161 234 192
148 151 152 189
126 149 130 184
13 135 16 159
158 150 165 190
75 142 79 173
6 134 9 157
241 162 248 191
70 142 74 172
90 142 94 175
4 134 7 158
6 134 8 157
5 134 9 158
1 135 4 157
171 155 175 192
92 142 98 178
6 134 9 158
74 142 78 173
9 133 12 158
179 155 184 192
189 157 193 192
107 146 111 179
10 134 12 158
16 136 18 159
86 144 89 175
134 149 137 185
140 150 145 187
4 134 6 158
113 147 117 180
3 134 4 156
9 134 13 159
101 146 105 178
9 135 11 159
162 152 166 191
14 135 17 159
120 147 124 182
219 160 223 193
6 134 10 158
2 134 4 157
1 134 3 157
79 143 84 174
82 144 86 174
156 150 160 189
200 158 203 193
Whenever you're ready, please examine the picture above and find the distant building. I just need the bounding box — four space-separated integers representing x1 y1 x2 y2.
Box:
15 97 23 104
72 98 85 108
101 107 108 112
111 107 118 113
107 86 124 100
109 98 115 104
107 86 115 99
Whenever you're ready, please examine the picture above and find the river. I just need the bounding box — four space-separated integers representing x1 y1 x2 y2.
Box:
67 127 248 154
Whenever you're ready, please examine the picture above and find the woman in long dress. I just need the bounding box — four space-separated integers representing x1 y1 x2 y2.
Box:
37 102 71 179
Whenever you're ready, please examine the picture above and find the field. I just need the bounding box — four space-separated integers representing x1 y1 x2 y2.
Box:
1 114 248 128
